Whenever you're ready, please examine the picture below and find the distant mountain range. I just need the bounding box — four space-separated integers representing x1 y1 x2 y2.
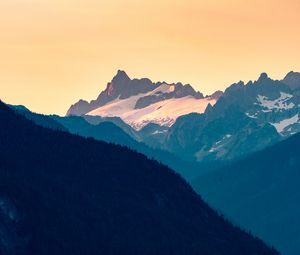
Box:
67 70 300 163
193 130 300 255
0 101 279 255
67 70 222 129
5 70 300 255
158 72 300 162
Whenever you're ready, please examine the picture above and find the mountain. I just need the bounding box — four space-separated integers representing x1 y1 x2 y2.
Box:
282 71 300 90
152 72 300 162
207 73 300 137
192 131 300 255
163 107 280 161
137 123 169 148
67 70 221 129
12 104 223 181
11 104 139 147
83 115 140 140
68 71 300 163
0 101 279 255
67 70 158 116
50 115 138 147
10 105 67 132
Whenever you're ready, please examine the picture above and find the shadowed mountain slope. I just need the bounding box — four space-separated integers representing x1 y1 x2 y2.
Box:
193 132 300 255
0 102 278 255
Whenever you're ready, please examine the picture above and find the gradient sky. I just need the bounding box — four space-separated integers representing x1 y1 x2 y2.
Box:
0 0 299 115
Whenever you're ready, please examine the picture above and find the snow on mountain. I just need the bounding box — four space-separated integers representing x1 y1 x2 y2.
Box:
208 134 232 153
255 92 295 111
67 70 219 129
67 70 206 116
159 72 300 162
87 83 216 130
271 114 300 134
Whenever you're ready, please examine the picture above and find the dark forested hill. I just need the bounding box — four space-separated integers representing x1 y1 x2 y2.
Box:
193 132 300 255
0 102 278 255
12 105 222 181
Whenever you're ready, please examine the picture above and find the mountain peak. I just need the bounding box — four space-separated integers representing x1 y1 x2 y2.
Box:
112 70 131 83
258 72 269 81
209 90 223 100
285 70 300 76
282 71 300 90
67 71 216 118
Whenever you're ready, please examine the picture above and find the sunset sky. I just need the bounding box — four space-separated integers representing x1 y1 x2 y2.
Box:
0 0 299 115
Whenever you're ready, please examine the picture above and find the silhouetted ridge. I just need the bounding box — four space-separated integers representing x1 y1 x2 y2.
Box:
0 101 278 255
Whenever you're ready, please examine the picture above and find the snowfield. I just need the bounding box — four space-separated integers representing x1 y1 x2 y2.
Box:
271 114 300 134
87 84 216 130
256 92 295 111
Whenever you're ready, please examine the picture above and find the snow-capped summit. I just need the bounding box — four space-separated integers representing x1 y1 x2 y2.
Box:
67 70 157 116
67 71 221 129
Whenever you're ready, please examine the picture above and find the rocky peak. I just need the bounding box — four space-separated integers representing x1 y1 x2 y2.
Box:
258 72 270 82
282 71 300 90
224 81 245 94
67 70 217 117
112 70 131 84
209 90 223 100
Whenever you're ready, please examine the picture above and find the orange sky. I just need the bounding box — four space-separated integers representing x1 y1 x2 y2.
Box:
0 0 299 115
